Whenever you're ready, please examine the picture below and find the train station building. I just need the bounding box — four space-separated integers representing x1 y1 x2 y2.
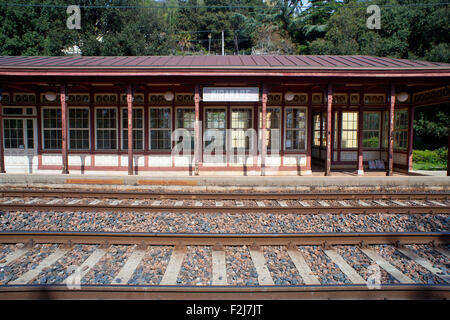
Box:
0 55 448 176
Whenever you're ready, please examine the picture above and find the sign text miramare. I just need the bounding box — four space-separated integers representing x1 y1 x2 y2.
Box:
203 87 259 102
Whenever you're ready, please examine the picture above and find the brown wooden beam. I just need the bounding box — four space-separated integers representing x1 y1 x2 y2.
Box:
306 90 312 174
447 125 450 177
60 84 69 174
325 84 333 176
407 105 415 172
194 84 200 176
387 84 395 176
127 84 133 175
357 102 364 175
261 84 267 176
0 97 5 173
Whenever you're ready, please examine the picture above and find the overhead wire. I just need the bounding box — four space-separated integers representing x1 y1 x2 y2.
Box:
0 1 448 10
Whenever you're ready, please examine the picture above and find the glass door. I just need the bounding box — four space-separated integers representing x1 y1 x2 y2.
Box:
3 118 37 172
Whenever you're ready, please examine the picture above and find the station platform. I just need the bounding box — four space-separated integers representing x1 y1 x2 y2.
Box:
0 171 448 192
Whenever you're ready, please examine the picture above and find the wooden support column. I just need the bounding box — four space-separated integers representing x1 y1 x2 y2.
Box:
194 84 200 176
387 84 395 176
127 84 133 175
306 90 312 175
407 105 415 172
261 84 267 176
357 103 364 175
325 84 333 176
60 85 69 174
447 125 450 177
319 105 323 161
0 92 5 173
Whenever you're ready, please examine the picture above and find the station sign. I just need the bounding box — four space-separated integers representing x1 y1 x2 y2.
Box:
413 85 449 106
203 87 259 102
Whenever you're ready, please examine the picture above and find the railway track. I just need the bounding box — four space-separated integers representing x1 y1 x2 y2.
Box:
0 190 449 214
1 188 448 299
0 231 449 299
1 189 450 200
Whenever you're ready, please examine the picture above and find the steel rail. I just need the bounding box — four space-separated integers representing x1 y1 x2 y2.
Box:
1 189 449 200
0 284 448 300
0 203 448 214
0 231 448 246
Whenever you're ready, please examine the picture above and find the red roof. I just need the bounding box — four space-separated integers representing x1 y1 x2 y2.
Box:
0 55 449 78
0 55 448 69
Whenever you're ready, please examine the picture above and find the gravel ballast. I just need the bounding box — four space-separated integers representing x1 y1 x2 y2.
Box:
0 210 447 233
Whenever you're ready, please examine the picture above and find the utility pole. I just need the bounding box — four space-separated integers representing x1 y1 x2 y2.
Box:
208 33 211 55
221 30 224 56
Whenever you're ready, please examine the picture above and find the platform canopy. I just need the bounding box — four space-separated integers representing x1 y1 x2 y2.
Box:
0 55 448 177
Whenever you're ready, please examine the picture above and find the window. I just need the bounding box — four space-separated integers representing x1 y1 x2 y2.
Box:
122 108 144 150
394 109 408 150
149 107 171 150
176 107 195 151
312 112 321 147
382 111 389 148
205 108 226 152
3 119 24 149
341 111 358 148
259 107 281 152
3 108 24 115
4 119 34 149
285 107 306 151
96 108 117 150
231 108 253 151
42 108 62 150
382 110 409 150
321 112 327 147
363 112 380 148
69 108 89 150
26 119 34 149
334 111 339 147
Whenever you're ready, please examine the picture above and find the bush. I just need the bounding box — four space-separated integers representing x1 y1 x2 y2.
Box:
413 148 448 170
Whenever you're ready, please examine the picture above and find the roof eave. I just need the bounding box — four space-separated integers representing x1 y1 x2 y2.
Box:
0 67 449 78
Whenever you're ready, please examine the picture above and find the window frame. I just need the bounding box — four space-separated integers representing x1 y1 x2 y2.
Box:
362 111 381 149
284 106 308 152
382 109 409 151
148 106 172 151
312 112 321 147
68 107 90 151
41 106 62 151
175 106 195 152
230 106 254 152
3 118 25 149
258 106 281 152
393 108 409 151
321 111 327 147
340 111 358 150
94 106 118 151
120 106 144 151
203 106 227 154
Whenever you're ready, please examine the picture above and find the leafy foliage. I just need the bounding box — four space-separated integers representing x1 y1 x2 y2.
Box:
413 148 448 170
0 0 447 60
414 104 449 150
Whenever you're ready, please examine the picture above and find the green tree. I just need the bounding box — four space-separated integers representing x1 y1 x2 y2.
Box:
305 0 449 62
0 0 77 55
414 104 450 150
174 0 266 55
76 0 172 55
